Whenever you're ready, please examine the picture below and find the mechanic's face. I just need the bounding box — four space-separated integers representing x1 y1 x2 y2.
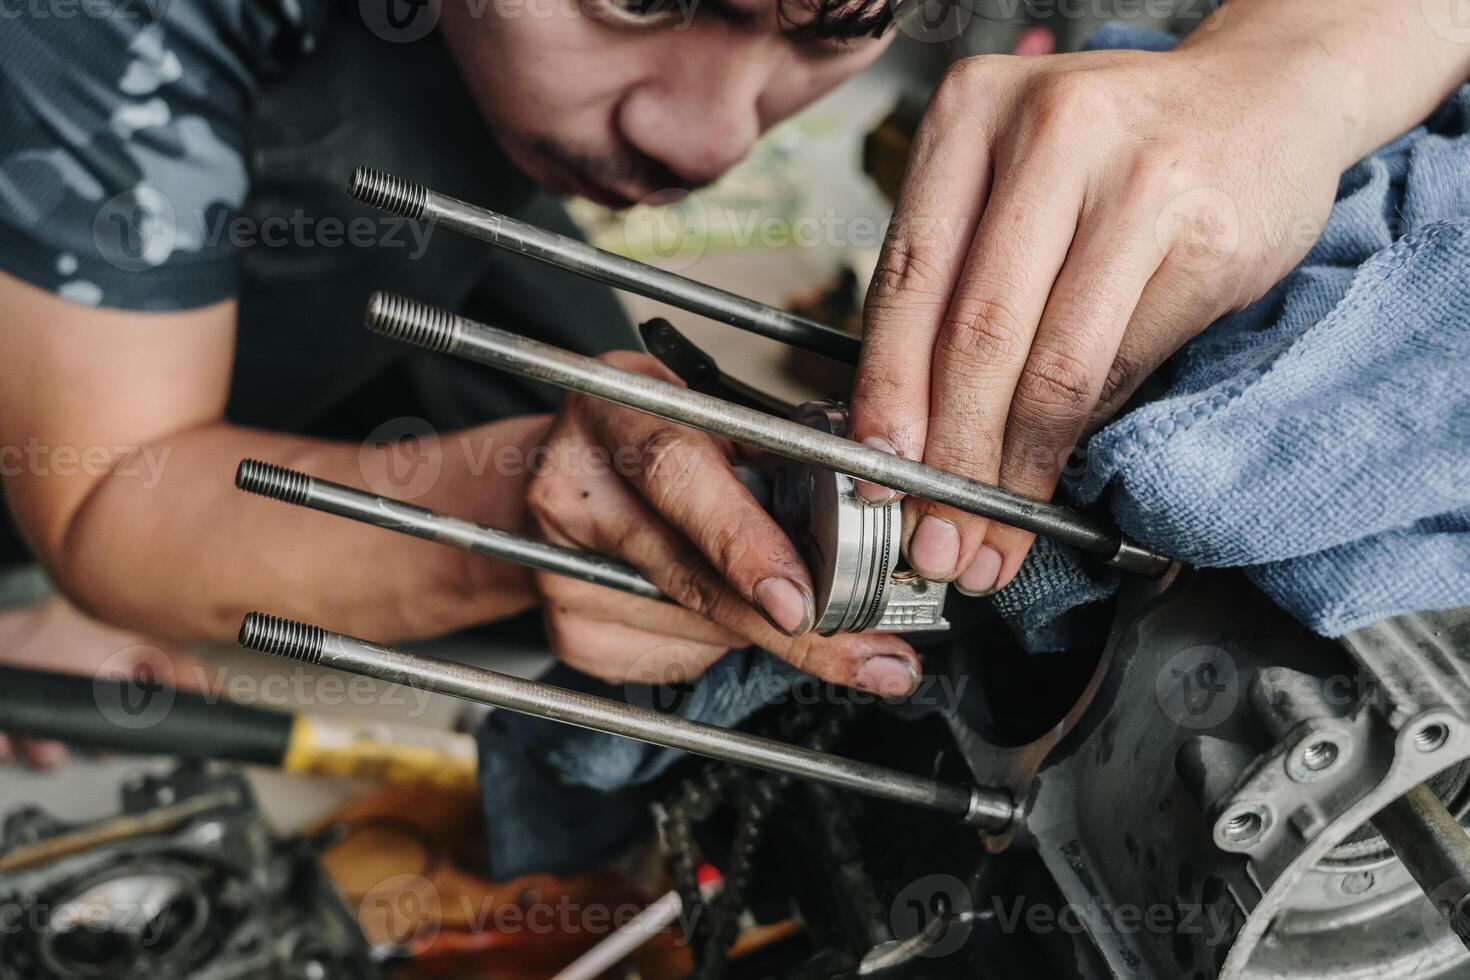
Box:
439 0 891 207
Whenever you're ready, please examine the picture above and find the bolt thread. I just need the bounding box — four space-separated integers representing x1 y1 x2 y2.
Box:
350 167 428 221
365 292 459 353
238 613 326 665
235 459 311 505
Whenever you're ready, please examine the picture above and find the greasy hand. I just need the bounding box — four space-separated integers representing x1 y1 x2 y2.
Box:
852 47 1347 593
526 352 920 695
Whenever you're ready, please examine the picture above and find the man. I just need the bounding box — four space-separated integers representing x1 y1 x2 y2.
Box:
0 0 914 769
1 0 1466 763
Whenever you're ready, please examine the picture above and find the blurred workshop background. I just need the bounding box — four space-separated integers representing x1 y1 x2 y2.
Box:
0 2 1209 977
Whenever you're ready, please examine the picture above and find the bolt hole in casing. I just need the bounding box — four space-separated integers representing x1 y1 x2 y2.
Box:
1004 570 1470 980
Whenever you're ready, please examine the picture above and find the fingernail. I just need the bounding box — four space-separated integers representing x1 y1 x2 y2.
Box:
856 655 919 697
909 516 960 579
856 436 899 504
955 545 1004 596
754 577 813 636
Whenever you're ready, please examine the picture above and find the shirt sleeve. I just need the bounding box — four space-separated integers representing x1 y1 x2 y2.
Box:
0 5 260 311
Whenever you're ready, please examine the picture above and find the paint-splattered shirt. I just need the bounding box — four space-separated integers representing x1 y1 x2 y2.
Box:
0 0 325 310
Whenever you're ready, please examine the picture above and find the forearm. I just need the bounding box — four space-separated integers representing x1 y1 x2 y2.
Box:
1181 0 1470 168
50 415 551 644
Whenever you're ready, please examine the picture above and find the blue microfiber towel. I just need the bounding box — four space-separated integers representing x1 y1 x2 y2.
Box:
994 22 1470 645
481 24 1470 874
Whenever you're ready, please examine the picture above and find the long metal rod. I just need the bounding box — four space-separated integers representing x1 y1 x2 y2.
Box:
235 459 664 602
364 292 1174 576
1373 783 1470 951
237 613 1016 831
350 167 862 365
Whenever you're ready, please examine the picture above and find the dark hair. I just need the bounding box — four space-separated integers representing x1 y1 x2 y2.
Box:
780 0 894 40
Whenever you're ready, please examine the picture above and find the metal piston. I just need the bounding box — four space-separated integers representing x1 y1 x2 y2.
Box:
767 402 946 634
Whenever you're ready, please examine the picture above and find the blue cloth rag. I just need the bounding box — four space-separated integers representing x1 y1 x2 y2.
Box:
994 22 1470 646
481 24 1470 874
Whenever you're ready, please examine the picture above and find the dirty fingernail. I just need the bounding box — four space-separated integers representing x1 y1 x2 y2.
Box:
856 655 919 697
856 436 899 504
909 516 959 579
754 577 813 636
956 545 1003 596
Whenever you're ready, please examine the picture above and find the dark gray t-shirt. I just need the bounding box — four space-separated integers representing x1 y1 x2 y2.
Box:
0 1 637 567
0 0 329 309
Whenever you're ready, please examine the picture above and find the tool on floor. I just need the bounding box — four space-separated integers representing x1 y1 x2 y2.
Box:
0 664 478 790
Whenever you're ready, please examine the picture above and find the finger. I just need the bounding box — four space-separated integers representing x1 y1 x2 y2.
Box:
974 205 1163 592
19 739 68 770
850 59 998 502
537 572 741 650
533 458 804 645
778 630 922 697
547 613 729 686
1089 261 1226 428
906 132 1085 585
585 402 818 637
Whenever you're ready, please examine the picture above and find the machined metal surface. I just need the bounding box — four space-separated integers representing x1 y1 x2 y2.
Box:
362 291 1174 577
350 167 861 364
235 459 664 601
767 402 946 634
956 568 1470 979
236 612 1015 831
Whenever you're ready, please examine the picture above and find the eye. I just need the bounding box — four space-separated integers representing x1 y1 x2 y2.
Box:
585 0 684 27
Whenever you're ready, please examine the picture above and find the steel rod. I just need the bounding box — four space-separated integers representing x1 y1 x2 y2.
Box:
235 460 664 602
349 167 862 365
363 292 1174 576
1373 783 1470 951
237 613 1016 831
